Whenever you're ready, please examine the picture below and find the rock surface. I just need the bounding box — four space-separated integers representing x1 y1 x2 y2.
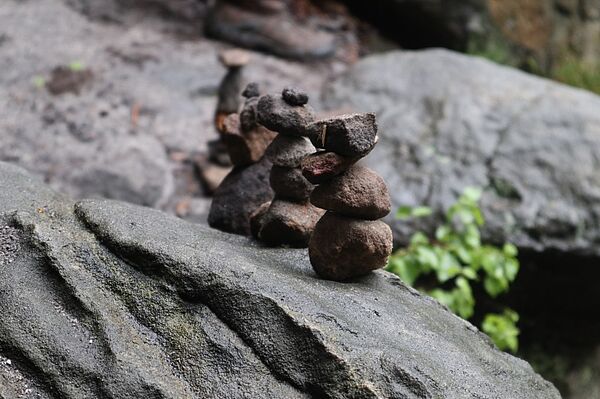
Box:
311 165 391 220
0 162 560 398
0 0 335 220
208 156 273 235
323 49 600 256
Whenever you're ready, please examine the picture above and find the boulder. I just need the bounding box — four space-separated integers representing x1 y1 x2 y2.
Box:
322 49 600 256
0 161 560 398
208 156 273 235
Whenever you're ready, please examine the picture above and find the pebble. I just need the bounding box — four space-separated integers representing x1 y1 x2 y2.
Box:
282 87 309 106
308 212 393 281
242 82 260 98
221 114 276 166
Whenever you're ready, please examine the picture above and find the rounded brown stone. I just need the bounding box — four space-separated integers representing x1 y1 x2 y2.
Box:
310 165 391 219
309 212 393 281
300 151 356 184
258 200 324 248
264 135 315 167
222 114 277 166
270 166 314 201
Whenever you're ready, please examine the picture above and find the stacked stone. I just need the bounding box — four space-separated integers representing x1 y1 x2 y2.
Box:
220 82 277 166
250 88 324 247
207 82 277 236
301 113 393 281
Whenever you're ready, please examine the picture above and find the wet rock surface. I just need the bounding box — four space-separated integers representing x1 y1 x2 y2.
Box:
311 165 391 220
323 49 600 256
0 162 560 398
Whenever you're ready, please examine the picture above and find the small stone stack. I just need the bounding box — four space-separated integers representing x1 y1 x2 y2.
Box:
207 82 277 236
302 113 393 281
221 83 277 166
251 88 324 247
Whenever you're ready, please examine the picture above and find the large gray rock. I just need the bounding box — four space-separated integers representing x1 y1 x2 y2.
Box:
322 49 600 256
0 162 559 398
0 0 334 216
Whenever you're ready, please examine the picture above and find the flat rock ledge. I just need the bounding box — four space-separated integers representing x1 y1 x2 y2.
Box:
0 162 559 399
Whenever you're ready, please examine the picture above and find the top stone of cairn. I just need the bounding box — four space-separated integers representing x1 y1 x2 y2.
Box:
306 113 378 158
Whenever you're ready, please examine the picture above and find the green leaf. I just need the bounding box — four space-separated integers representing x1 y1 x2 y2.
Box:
484 275 507 297
412 206 433 217
396 206 413 220
503 243 518 257
464 225 481 248
435 225 452 242
69 61 85 72
481 309 520 353
387 256 422 286
416 247 438 269
463 186 483 202
435 252 461 283
410 232 429 246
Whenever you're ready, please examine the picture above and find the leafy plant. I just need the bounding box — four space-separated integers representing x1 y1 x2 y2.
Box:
386 187 521 352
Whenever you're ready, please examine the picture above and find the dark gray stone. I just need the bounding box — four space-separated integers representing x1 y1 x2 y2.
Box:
258 199 324 248
306 113 378 158
257 94 315 136
282 87 309 106
301 151 356 184
208 156 273 236
0 162 560 398
270 166 314 201
265 135 316 168
323 49 600 256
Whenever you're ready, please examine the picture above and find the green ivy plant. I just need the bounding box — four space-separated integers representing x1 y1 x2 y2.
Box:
386 187 521 352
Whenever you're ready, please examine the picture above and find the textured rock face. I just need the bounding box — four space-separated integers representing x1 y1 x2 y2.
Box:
0 162 560 398
323 49 600 256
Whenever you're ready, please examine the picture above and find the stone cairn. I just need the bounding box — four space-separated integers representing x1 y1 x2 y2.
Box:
250 88 324 247
207 81 277 235
210 48 251 166
302 113 394 281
